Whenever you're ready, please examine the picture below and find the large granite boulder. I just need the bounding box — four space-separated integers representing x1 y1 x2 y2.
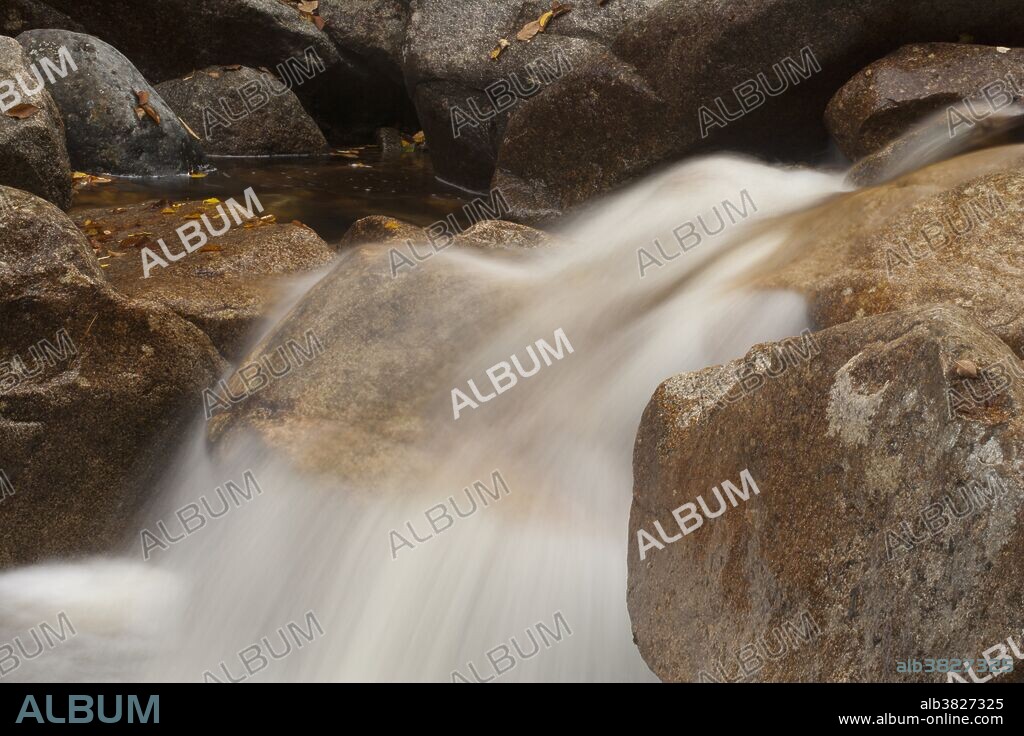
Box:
629 306 1024 682
17 29 204 176
0 185 224 568
155 66 329 156
0 35 72 208
826 43 1024 162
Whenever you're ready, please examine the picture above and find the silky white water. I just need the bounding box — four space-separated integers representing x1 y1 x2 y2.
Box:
0 155 846 682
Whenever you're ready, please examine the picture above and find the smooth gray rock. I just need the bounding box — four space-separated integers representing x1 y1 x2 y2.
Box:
156 66 328 156
18 29 205 175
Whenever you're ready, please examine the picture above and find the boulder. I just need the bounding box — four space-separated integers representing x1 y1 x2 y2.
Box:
155 66 329 157
0 185 224 568
319 0 409 85
826 43 1024 162
0 35 72 209
403 0 659 192
74 198 335 360
208 215 551 486
629 306 1024 682
494 0 1024 220
0 0 83 35
41 0 413 142
760 145 1024 357
17 29 204 176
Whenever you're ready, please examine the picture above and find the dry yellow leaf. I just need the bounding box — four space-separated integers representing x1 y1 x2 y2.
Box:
489 38 510 60
538 10 555 29
203 197 221 204
189 172 208 179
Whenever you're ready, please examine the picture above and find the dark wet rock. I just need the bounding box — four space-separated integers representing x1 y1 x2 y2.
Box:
17 29 204 176
74 198 335 360
0 35 71 209
761 146 1024 357
404 0 658 192
0 185 224 568
374 126 405 159
155 66 328 157
209 214 551 485
827 43 1024 162
494 0 1024 218
319 0 409 84
42 0 413 143
0 0 83 35
629 306 1024 682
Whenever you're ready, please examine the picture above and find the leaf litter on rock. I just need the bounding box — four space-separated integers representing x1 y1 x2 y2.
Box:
5 103 39 119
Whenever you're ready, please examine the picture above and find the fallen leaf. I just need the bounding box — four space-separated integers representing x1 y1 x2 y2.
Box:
551 1 572 17
185 212 204 220
224 64 242 71
5 103 39 119
111 207 127 214
490 38 510 60
142 103 161 124
413 131 425 145
189 171 208 179
199 244 222 253
133 106 146 120
203 197 221 205
517 19 542 41
160 207 176 215
207 70 222 79
297 0 318 11
260 214 277 223
538 10 555 30
135 90 150 105
72 172 89 180
955 359 979 378
314 15 326 30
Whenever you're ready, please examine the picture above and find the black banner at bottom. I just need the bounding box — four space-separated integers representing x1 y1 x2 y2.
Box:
0 683 1018 729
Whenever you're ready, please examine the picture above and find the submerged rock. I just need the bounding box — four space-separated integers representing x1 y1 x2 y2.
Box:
629 307 1024 682
0 36 72 209
826 43 1024 161
156 66 329 157
0 185 224 568
761 145 1024 356
75 198 335 360
17 29 205 176
208 215 551 486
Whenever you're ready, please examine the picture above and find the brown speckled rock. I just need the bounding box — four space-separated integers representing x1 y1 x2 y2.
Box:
74 198 335 360
761 145 1024 357
629 306 1024 682
156 66 329 157
827 43 1024 162
0 185 224 568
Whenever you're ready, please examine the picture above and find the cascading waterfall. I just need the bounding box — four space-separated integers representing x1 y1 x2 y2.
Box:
4 152 877 683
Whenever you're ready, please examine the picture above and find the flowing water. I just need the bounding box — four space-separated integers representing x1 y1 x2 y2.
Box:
2 122 1012 682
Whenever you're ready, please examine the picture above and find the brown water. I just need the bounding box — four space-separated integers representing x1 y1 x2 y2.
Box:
69 148 472 242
